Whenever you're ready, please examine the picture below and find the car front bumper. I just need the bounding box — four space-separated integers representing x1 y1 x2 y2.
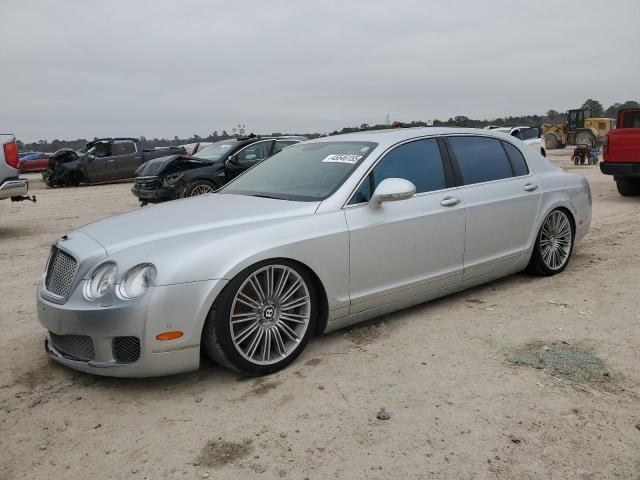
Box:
37 278 227 377
0 178 28 200
600 161 640 178
131 185 178 203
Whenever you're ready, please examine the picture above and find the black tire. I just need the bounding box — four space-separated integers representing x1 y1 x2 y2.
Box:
575 131 595 148
185 179 217 197
526 209 575 276
202 259 318 375
545 134 559 150
615 178 640 197
540 148 546 157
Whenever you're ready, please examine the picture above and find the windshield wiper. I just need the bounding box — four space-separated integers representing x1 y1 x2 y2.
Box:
247 193 283 200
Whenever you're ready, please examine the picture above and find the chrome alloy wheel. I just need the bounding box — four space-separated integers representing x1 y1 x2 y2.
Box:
540 210 572 270
229 265 311 365
190 184 215 196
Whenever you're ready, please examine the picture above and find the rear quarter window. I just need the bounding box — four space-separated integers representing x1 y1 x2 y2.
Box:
501 141 529 176
447 136 514 185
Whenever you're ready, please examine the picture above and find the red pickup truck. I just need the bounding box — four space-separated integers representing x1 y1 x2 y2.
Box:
600 108 640 196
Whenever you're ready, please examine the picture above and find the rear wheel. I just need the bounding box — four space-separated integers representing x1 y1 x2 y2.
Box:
186 180 216 197
527 209 574 276
615 178 640 197
202 260 318 375
575 131 595 148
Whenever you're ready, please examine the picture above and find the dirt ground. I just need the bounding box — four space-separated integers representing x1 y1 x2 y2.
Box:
1 149 639 479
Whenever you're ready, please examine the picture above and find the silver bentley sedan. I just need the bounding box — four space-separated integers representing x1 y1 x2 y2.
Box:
37 128 591 377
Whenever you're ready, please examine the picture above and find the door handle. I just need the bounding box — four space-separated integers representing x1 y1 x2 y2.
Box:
440 196 461 207
523 183 538 192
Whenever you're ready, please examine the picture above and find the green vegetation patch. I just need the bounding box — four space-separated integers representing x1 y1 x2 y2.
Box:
506 342 607 383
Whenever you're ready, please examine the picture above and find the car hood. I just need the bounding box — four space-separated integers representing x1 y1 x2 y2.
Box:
135 155 221 176
78 193 320 254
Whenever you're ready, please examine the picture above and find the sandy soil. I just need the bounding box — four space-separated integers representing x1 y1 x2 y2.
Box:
1 149 639 479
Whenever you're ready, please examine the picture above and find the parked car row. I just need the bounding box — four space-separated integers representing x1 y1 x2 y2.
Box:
42 138 185 187
132 135 307 204
37 127 592 377
19 151 50 172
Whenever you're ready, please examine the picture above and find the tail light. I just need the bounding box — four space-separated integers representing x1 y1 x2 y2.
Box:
3 141 19 169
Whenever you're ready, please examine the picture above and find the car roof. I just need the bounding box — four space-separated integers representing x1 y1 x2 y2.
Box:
306 127 516 149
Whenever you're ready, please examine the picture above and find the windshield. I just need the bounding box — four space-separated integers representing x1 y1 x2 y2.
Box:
221 141 377 201
191 140 238 161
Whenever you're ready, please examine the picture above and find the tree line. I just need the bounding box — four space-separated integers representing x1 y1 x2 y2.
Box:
17 98 639 153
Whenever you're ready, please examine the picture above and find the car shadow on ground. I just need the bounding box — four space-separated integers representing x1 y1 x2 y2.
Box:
17 271 542 400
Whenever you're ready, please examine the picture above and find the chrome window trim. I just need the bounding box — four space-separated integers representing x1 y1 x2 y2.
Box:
342 133 534 209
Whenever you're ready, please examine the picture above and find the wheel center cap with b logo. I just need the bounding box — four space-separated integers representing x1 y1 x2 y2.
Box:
263 306 275 320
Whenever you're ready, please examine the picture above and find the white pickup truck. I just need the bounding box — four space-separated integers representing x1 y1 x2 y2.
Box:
0 134 33 203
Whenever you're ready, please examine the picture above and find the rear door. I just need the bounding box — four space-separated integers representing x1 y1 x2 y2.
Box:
226 140 275 180
345 137 466 313
445 135 541 280
108 140 139 180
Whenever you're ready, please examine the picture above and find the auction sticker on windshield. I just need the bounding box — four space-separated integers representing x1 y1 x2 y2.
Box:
322 154 362 164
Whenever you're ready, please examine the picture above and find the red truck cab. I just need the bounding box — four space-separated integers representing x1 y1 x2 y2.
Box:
600 108 640 196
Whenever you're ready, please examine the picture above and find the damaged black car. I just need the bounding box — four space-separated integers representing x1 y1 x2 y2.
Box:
132 136 306 205
43 138 184 187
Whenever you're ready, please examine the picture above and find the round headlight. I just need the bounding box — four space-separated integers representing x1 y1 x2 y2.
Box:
118 264 157 299
84 262 117 300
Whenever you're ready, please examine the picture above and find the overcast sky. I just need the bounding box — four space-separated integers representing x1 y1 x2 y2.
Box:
1 0 638 142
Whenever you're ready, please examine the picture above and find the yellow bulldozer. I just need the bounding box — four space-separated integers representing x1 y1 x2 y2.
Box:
543 109 615 150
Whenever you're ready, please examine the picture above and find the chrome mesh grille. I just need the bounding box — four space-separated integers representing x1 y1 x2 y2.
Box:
113 337 141 363
49 332 95 361
45 246 77 298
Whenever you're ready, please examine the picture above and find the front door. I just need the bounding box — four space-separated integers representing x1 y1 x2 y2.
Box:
445 136 541 279
83 141 112 183
345 138 466 314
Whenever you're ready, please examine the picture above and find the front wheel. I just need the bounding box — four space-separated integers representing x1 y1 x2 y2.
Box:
185 180 216 197
202 261 318 375
527 209 574 276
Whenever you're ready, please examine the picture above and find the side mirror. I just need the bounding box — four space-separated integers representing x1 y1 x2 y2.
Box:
227 154 238 165
369 178 416 209
87 154 95 161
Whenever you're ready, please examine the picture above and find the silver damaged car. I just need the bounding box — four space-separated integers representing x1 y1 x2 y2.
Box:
37 128 591 377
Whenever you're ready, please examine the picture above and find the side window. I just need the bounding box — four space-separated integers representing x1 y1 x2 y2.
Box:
236 141 274 162
112 141 136 156
93 142 111 158
448 136 513 185
350 138 445 204
273 140 298 155
502 141 529 176
510 129 523 140
519 128 539 141
621 111 640 128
